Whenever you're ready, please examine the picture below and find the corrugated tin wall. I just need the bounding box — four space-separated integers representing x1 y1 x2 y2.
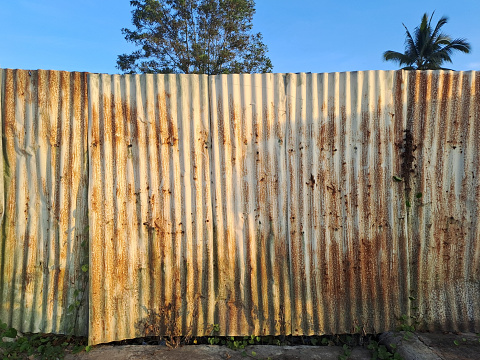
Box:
402 71 480 331
284 71 409 334
0 69 89 335
209 74 291 336
88 74 213 344
1 70 479 344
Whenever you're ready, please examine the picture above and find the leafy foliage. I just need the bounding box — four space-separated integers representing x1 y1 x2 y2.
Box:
117 0 273 74
0 321 90 360
383 12 471 70
368 340 402 360
207 324 260 350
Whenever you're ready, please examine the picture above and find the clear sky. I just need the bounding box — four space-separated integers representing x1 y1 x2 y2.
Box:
1 0 479 74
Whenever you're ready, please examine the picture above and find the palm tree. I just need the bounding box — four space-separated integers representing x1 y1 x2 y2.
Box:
383 12 471 70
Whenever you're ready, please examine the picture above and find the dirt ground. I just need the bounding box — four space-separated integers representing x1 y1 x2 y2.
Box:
65 344 373 360
65 332 480 360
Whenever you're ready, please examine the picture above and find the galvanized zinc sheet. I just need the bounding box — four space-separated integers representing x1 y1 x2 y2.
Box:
88 74 213 344
209 74 291 336
0 70 3 236
209 71 480 336
0 69 89 335
88 71 480 344
403 71 480 332
285 71 410 334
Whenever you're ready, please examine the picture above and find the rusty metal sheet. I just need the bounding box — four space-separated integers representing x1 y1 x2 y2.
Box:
88 70 479 344
0 69 89 335
285 71 409 335
403 70 480 332
3 69 478 344
0 70 3 233
88 74 213 345
209 74 291 336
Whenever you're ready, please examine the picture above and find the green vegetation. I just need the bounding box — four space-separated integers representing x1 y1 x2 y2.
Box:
207 324 261 350
204 324 402 360
117 0 273 74
383 12 471 70
368 340 402 360
0 321 90 360
0 231 91 359
453 333 480 347
397 295 420 340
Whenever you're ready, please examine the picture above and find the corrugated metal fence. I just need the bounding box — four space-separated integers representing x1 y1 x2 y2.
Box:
0 69 89 336
88 74 213 343
0 69 479 345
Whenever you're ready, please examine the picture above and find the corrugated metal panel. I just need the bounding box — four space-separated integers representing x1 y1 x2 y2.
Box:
88 70 480 344
2 69 478 343
209 74 291 336
88 74 213 344
0 70 4 235
208 71 480 337
285 71 410 334
0 69 89 335
404 71 480 331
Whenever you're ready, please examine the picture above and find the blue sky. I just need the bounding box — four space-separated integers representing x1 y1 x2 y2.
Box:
1 0 479 74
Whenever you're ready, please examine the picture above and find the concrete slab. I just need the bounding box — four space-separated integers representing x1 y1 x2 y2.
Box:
417 332 480 360
66 344 373 360
380 332 480 360
65 332 480 359
380 332 441 360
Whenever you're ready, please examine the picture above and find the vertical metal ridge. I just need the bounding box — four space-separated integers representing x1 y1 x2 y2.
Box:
285 71 412 335
209 74 230 333
340 70 357 331
337 71 350 332
356 70 370 331
209 73 290 336
308 73 323 334
89 74 213 345
406 70 480 332
361 71 377 331
346 70 361 332
393 70 411 323
0 70 3 228
285 72 303 334
469 71 480 329
2 69 479 343
340 71 354 331
470 70 480 284
377 70 403 330
0 69 89 335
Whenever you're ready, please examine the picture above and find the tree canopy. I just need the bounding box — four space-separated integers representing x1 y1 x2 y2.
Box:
117 0 273 74
383 12 471 70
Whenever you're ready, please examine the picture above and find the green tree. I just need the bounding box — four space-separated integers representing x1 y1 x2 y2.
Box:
383 12 471 70
117 0 273 74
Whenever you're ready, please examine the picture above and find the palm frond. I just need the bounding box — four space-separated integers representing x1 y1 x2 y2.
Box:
384 12 471 70
447 38 472 53
423 15 449 57
434 33 452 46
427 51 452 66
402 23 419 58
383 50 413 66
430 15 448 40
419 13 430 32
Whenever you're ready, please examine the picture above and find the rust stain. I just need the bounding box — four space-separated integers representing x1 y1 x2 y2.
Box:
2 70 479 343
1 69 89 336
